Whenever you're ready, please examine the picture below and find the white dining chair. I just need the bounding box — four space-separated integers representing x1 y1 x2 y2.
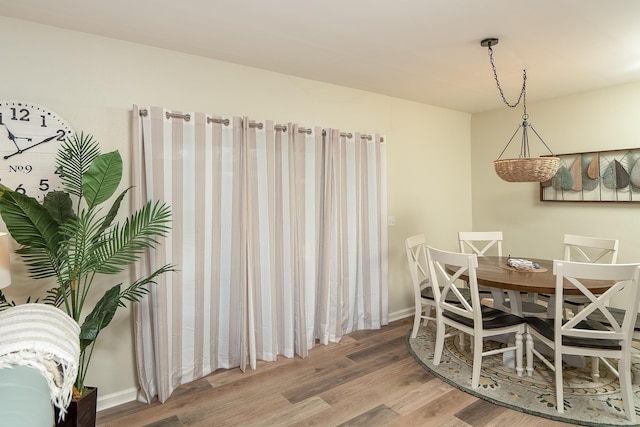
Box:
525 261 640 422
545 234 619 316
458 231 504 303
459 231 544 316
405 234 471 340
458 231 503 257
564 234 619 264
427 246 525 388
405 234 436 339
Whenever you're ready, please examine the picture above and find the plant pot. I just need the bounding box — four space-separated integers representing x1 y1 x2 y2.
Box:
55 387 97 427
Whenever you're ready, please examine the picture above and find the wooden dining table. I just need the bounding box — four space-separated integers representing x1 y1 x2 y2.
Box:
454 255 618 368
454 256 616 317
484 257 640 381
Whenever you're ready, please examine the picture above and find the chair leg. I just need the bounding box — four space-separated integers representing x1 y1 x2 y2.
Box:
471 334 483 388
525 333 534 377
515 332 523 377
590 356 600 382
422 305 432 327
433 320 445 366
619 353 637 422
412 303 433 339
458 331 465 351
410 306 422 339
555 349 564 414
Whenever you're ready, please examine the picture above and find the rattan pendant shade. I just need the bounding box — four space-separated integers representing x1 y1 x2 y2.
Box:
482 38 560 183
493 116 560 182
494 157 560 182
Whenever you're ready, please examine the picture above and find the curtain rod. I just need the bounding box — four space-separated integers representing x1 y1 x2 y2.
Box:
207 117 230 126
139 109 383 141
166 112 190 121
320 130 382 142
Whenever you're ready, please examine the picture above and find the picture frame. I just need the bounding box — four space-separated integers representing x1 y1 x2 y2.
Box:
539 147 640 203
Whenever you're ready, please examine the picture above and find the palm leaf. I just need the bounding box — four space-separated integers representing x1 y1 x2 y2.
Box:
43 191 76 225
94 200 171 274
0 183 11 199
0 191 60 249
0 290 16 310
95 188 129 239
57 132 101 197
119 264 176 305
82 151 122 209
79 284 121 350
58 210 105 280
42 286 70 307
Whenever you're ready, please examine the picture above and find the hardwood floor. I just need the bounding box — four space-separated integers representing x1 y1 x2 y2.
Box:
96 318 576 426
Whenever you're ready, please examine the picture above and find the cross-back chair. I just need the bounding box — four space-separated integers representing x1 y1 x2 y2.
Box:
546 234 620 316
427 246 525 388
458 231 545 316
405 234 436 339
564 234 619 264
458 231 504 303
458 231 503 257
405 234 470 339
525 261 640 422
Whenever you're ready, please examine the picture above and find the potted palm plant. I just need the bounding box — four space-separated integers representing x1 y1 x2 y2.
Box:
0 133 174 426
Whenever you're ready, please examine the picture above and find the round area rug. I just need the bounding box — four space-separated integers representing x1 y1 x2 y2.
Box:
407 323 640 426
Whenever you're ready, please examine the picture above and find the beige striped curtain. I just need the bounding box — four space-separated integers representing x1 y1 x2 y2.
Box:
317 129 388 342
132 105 388 403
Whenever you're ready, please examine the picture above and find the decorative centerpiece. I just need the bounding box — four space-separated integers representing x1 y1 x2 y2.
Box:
506 256 540 270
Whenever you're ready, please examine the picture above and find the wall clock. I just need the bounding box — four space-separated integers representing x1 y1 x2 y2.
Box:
0 101 73 201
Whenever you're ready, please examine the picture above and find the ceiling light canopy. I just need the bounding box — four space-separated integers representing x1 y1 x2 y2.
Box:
482 38 560 182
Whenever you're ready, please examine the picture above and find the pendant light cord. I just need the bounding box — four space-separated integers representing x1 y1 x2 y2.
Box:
487 45 527 112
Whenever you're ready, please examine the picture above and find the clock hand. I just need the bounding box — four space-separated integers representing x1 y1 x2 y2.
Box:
36 134 58 144
3 124 19 150
3 124 16 141
3 124 32 150
3 134 58 160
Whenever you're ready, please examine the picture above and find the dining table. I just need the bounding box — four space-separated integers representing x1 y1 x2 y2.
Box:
449 255 621 370
455 255 616 318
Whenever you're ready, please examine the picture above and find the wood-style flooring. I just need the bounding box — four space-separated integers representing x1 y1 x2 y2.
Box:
96 318 576 426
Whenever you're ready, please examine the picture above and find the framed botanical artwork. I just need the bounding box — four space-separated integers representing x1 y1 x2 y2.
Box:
540 148 640 202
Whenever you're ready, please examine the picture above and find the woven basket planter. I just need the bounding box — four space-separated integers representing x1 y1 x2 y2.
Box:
494 157 560 182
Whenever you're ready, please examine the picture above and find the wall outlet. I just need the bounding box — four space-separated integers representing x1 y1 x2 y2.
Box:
387 216 396 226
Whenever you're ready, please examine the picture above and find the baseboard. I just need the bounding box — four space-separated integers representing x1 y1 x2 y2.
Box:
389 307 413 323
97 387 138 411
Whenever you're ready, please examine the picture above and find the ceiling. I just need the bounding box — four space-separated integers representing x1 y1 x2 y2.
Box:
2 0 640 113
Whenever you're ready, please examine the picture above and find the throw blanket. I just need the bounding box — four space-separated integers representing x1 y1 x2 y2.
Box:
0 303 80 419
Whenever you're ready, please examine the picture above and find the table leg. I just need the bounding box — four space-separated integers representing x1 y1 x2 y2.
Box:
490 288 506 309
505 291 523 316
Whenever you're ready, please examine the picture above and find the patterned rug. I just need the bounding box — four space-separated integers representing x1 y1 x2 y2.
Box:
407 323 640 426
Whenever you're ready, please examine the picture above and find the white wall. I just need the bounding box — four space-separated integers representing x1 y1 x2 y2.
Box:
471 82 640 262
0 17 472 406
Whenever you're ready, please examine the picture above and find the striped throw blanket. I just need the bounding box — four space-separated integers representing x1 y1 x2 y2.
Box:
0 303 80 419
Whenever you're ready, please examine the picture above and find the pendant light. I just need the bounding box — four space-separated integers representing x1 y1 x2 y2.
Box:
482 38 560 182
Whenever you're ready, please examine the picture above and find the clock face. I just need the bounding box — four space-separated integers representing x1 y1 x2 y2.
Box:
0 101 73 201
